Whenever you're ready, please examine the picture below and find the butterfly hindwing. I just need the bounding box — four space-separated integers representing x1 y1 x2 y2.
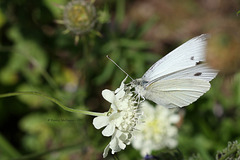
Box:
144 79 211 108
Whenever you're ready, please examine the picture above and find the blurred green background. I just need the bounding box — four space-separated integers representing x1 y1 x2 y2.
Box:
0 0 240 159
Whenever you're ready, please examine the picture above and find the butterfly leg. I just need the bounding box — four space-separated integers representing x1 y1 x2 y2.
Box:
135 94 145 105
140 96 145 103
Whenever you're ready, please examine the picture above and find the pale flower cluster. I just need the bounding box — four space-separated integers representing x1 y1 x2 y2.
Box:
93 77 142 158
132 101 180 156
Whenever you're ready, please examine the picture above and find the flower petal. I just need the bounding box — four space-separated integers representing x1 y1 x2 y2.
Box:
168 138 178 148
118 139 126 150
169 115 180 123
102 123 115 136
102 89 115 103
116 89 125 99
110 137 121 154
103 144 110 158
131 102 179 157
93 116 109 129
110 104 118 111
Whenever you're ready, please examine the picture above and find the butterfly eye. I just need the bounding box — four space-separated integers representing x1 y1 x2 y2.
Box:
142 80 148 85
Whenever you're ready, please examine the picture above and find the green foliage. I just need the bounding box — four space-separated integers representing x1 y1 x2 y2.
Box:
188 154 202 160
152 149 184 160
44 0 67 18
1 27 48 85
0 0 239 159
216 141 240 160
0 9 6 28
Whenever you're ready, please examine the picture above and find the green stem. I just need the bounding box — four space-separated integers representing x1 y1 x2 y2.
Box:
12 143 82 160
116 0 125 23
0 133 21 158
0 92 106 117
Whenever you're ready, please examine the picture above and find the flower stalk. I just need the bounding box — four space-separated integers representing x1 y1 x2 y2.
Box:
0 91 106 117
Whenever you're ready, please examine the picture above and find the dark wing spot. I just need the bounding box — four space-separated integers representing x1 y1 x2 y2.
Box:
196 61 204 65
191 56 194 60
194 72 202 76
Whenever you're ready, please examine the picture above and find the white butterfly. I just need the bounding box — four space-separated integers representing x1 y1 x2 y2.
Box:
128 34 218 108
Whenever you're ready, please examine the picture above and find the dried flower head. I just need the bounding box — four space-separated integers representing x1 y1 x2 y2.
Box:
55 0 97 44
63 0 96 35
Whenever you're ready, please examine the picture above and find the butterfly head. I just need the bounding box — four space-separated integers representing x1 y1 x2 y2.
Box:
126 79 148 97
131 79 148 87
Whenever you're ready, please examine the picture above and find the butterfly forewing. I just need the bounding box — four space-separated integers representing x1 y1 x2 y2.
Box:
152 63 218 82
142 34 209 82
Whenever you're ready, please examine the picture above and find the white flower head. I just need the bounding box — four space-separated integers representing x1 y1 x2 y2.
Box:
93 76 142 158
132 101 180 157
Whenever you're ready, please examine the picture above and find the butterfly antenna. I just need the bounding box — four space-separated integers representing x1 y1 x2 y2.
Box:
106 55 134 81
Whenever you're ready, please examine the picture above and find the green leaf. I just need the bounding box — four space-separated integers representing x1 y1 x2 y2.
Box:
189 154 203 160
43 0 67 18
6 27 48 84
98 7 110 24
151 149 184 160
0 134 21 158
137 16 159 38
116 0 125 23
0 67 19 85
19 113 55 151
0 9 6 28
119 38 152 49
94 60 116 85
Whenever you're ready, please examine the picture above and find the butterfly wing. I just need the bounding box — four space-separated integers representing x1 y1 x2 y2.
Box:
142 34 215 83
144 79 211 108
155 63 218 82
137 34 218 107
